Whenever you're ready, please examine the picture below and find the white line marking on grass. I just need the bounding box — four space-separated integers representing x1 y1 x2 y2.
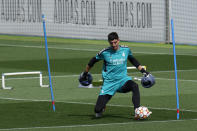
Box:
149 69 197 73
134 51 197 56
130 69 197 75
155 77 197 82
1 119 197 131
0 43 99 52
1 43 197 56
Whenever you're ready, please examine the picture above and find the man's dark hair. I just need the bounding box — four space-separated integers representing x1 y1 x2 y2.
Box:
108 32 119 42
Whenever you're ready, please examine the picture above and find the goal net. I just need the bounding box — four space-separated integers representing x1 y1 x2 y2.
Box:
170 0 197 45
1 0 197 44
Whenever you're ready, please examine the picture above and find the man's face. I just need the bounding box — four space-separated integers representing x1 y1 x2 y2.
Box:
109 39 119 51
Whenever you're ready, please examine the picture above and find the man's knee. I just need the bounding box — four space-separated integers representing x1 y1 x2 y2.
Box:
121 80 139 93
132 83 139 93
94 95 111 113
95 105 104 113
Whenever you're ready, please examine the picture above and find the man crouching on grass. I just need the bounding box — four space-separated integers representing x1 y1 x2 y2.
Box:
80 32 150 118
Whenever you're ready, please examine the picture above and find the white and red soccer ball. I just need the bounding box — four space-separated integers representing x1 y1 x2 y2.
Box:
135 106 152 120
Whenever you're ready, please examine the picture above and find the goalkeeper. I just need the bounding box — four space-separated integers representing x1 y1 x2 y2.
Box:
81 32 150 118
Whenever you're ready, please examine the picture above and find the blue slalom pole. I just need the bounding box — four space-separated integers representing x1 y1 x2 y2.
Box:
42 14 55 112
171 19 179 120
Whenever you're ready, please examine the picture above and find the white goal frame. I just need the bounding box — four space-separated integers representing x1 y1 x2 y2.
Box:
127 66 147 81
2 71 49 89
127 66 146 70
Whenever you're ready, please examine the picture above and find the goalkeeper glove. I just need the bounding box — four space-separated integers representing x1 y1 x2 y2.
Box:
79 72 93 86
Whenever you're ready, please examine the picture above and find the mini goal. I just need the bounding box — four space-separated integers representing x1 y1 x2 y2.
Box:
2 71 49 89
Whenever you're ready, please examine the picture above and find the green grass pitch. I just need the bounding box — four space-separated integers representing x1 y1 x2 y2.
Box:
0 35 197 131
